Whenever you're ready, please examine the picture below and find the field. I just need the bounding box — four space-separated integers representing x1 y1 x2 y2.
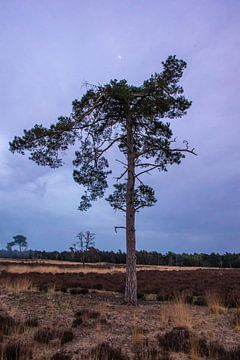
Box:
0 260 240 359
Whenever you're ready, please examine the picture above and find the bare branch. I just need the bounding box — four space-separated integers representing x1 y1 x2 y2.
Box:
115 168 128 181
97 137 122 157
136 165 160 177
115 159 128 167
170 148 197 156
114 226 126 233
135 174 145 185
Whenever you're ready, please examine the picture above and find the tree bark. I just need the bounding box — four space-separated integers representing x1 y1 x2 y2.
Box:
125 115 137 305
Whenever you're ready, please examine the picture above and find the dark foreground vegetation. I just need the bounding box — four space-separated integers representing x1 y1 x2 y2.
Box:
1 248 240 267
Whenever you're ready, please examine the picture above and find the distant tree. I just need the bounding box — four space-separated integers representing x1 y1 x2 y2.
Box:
6 241 15 252
6 235 28 256
10 55 195 304
13 235 28 253
70 231 95 265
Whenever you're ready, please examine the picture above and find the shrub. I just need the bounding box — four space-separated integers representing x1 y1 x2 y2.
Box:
60 287 67 293
60 330 74 345
69 288 89 295
0 313 16 335
190 295 207 306
34 327 55 343
38 284 49 293
89 342 128 360
25 317 38 327
1 340 32 360
72 317 83 328
73 309 101 326
158 327 191 353
51 353 72 360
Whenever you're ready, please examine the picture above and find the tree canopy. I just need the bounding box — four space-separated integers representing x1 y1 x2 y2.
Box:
7 235 28 253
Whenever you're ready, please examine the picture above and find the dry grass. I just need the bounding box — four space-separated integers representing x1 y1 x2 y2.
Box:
159 297 193 329
0 264 121 274
190 335 201 360
131 325 144 347
171 296 193 329
159 304 172 327
233 308 240 332
0 259 222 275
206 291 226 314
1 277 35 292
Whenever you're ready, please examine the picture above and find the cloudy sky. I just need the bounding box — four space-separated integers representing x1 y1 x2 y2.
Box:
0 0 239 253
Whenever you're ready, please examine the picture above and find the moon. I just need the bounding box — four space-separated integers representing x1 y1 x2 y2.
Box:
117 55 122 60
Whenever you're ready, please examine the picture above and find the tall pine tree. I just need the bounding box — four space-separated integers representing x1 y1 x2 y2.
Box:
10 56 196 304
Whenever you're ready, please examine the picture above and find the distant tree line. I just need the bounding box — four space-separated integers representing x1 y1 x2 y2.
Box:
1 248 240 268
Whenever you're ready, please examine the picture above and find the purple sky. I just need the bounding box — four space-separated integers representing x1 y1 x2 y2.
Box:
0 0 240 253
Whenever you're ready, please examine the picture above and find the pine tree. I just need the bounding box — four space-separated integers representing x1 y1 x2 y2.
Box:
10 56 196 304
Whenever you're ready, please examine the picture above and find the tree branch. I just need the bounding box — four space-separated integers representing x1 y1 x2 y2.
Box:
114 226 126 233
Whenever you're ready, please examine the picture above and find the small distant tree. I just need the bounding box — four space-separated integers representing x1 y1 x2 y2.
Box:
70 231 95 265
6 235 28 256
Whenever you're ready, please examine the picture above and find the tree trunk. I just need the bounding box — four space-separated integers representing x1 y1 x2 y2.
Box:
125 115 137 305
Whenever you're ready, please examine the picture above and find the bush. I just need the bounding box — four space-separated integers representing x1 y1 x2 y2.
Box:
89 342 128 360
0 313 16 335
190 295 207 306
158 327 191 353
72 317 83 328
60 330 74 345
34 327 55 343
69 288 89 295
72 309 101 327
1 340 32 360
74 309 100 320
51 353 72 360
25 317 38 327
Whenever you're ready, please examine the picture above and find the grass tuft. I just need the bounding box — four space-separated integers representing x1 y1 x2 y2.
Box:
206 291 226 314
1 278 34 292
172 296 192 328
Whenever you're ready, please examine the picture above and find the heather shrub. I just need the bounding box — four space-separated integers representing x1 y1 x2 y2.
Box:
34 327 55 343
89 342 128 360
1 340 32 360
69 288 89 295
51 352 72 360
158 327 191 353
24 317 39 327
0 313 16 335
60 330 74 344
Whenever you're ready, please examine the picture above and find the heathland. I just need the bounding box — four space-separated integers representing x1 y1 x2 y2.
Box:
0 259 240 359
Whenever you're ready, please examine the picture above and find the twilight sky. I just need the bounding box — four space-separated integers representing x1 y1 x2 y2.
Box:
0 0 240 253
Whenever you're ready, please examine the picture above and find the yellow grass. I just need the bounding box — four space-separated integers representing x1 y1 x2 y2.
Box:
0 258 223 274
1 277 35 292
159 297 193 329
206 291 226 314
172 296 193 328
131 325 144 346
190 335 201 360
